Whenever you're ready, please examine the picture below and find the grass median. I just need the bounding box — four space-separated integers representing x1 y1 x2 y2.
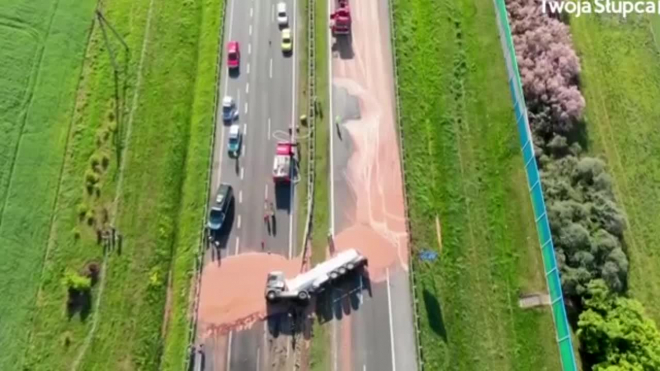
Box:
569 14 660 325
392 0 561 369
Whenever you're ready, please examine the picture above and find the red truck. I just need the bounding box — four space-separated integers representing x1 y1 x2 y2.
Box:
330 0 351 35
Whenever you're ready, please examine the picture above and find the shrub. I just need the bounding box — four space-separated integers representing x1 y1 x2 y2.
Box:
62 269 91 293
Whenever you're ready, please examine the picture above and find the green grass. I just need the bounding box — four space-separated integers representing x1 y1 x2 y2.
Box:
13 0 223 368
569 13 660 324
296 0 310 254
308 0 331 369
0 0 97 368
392 0 561 369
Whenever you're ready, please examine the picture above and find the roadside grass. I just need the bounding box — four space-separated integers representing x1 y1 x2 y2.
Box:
393 0 561 369
569 13 660 324
20 0 222 368
296 0 310 255
309 0 331 369
0 0 97 368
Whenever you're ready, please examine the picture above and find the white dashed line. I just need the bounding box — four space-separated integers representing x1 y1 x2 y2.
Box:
240 167 244 179
250 7 254 17
247 63 250 74
269 58 273 78
248 44 251 54
243 123 247 135
244 102 248 113
246 83 249 94
264 184 268 200
235 237 240 255
237 214 242 229
386 268 397 371
239 190 243 203
267 118 271 139
249 24 252 36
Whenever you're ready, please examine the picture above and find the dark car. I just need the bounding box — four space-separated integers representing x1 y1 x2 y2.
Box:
207 183 233 231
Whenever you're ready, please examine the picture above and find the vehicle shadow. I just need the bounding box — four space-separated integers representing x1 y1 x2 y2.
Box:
228 67 240 78
274 182 293 212
331 33 354 60
208 200 235 252
265 302 313 341
314 267 370 324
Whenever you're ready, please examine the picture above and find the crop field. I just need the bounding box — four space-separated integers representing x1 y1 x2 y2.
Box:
0 0 222 369
392 0 561 369
569 14 660 324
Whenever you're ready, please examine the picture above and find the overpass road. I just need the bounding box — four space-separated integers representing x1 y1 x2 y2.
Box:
195 0 300 368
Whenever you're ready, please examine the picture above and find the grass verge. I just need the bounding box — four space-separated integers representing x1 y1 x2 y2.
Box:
569 13 660 324
392 0 561 369
296 0 310 255
20 0 222 368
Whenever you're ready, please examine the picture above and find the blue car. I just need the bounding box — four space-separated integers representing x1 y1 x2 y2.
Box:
207 183 233 232
222 96 237 122
228 124 242 157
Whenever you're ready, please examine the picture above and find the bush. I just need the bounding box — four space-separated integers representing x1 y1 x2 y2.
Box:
578 280 660 370
63 269 91 293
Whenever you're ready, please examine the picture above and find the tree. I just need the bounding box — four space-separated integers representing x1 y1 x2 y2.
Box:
578 280 660 370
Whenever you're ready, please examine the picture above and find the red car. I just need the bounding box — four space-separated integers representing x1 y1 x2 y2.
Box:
227 41 240 69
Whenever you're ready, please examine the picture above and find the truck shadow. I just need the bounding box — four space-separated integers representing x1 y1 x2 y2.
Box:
314 268 371 324
274 182 293 212
265 302 313 341
331 33 354 60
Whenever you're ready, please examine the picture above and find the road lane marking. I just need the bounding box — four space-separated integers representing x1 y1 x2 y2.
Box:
327 0 335 236
235 236 240 255
237 214 241 229
267 118 271 139
248 43 251 54
246 83 249 94
247 62 250 74
226 331 233 371
239 190 243 203
249 24 252 36
269 58 273 78
243 123 247 135
386 268 397 371
288 0 297 259
244 102 248 113
240 167 244 179
250 7 254 18
216 0 237 188
264 184 269 200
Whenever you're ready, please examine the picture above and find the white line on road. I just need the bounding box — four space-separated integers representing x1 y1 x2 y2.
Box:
264 184 269 200
243 123 247 135
235 237 240 255
327 0 335 236
239 190 243 203
248 43 251 54
269 58 273 78
386 268 397 371
267 118 271 139
237 214 242 229
246 83 249 94
364 365 366 371
251 7 254 17
226 331 233 371
244 102 248 114
249 24 252 36
216 0 237 188
247 62 250 74
240 167 244 179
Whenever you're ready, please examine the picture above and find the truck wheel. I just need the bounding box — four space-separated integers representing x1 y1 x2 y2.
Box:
267 291 277 302
338 267 347 275
329 271 339 280
298 291 309 301
347 263 355 270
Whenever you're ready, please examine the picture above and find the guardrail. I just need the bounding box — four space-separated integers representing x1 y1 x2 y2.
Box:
299 0 317 265
183 0 228 369
385 0 425 369
492 1 578 370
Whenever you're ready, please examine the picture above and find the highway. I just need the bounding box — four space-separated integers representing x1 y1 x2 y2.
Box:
327 0 420 369
196 0 300 368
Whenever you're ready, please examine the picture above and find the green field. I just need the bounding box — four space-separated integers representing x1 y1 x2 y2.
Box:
392 0 561 369
569 14 660 324
0 0 222 368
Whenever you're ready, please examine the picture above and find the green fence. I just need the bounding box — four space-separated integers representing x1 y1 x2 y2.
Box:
492 1 578 370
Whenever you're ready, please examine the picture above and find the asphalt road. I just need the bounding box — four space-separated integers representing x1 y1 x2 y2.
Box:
197 0 300 368
328 0 419 369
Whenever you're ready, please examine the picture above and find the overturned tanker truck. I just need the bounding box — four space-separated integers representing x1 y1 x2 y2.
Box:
264 249 367 302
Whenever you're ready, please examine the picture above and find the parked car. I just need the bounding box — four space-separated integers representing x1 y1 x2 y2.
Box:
277 2 288 26
207 183 233 232
222 96 238 122
281 28 292 53
227 124 242 157
227 41 240 69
